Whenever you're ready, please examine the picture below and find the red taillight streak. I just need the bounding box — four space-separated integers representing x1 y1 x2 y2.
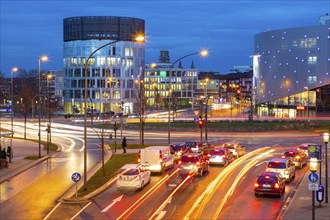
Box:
274 183 280 189
254 183 259 187
207 154 211 157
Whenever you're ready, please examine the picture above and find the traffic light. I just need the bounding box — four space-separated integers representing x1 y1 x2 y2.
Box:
198 119 204 128
236 89 241 95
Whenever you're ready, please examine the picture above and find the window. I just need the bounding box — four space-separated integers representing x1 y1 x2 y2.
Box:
308 76 317 84
307 56 317 64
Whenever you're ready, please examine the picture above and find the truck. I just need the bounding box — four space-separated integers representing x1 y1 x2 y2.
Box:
139 146 175 173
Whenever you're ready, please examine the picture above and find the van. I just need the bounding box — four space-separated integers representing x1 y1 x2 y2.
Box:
139 146 175 173
266 158 295 182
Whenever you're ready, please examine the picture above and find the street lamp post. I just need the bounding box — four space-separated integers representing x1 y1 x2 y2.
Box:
167 50 208 145
10 67 18 163
46 73 52 154
38 56 48 158
323 132 329 203
83 36 144 191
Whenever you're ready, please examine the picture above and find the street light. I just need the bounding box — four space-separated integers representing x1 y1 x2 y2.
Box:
83 35 144 191
10 67 18 163
46 73 53 154
167 49 208 145
323 132 329 203
38 55 48 158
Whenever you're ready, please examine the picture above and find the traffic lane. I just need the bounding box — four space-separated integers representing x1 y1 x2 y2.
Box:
68 168 177 219
218 151 309 219
0 148 101 220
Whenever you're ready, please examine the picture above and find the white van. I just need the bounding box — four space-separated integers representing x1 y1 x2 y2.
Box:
139 146 175 173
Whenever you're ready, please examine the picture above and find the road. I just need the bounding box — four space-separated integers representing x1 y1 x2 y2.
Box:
0 119 322 219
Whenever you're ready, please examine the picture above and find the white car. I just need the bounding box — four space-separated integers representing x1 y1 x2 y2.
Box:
116 164 151 190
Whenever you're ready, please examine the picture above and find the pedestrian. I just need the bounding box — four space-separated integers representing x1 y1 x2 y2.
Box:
0 148 7 168
122 137 127 153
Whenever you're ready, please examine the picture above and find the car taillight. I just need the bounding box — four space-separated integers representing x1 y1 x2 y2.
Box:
274 183 280 189
254 183 259 187
221 155 226 158
178 160 182 165
297 147 300 151
207 154 211 158
281 155 286 158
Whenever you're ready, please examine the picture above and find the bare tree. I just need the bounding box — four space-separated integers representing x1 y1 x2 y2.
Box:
93 121 112 176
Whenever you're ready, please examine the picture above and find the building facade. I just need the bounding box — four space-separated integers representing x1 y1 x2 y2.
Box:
144 50 199 109
63 16 145 114
254 14 330 118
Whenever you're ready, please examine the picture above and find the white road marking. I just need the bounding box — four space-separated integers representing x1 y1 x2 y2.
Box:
255 161 267 166
43 202 62 220
101 195 123 212
70 201 92 220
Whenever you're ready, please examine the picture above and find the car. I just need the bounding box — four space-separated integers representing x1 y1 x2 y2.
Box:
139 146 175 173
178 153 209 177
186 141 213 154
297 143 317 157
266 158 296 182
221 143 246 158
114 112 124 118
116 164 151 190
170 143 189 159
97 111 115 120
282 149 308 169
254 171 286 197
128 113 139 118
206 147 234 166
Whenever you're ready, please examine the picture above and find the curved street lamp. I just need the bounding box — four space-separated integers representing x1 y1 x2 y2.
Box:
10 67 18 163
167 49 208 145
38 55 48 158
83 35 144 191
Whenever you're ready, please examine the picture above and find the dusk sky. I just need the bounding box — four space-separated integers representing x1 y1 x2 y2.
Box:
1 0 328 77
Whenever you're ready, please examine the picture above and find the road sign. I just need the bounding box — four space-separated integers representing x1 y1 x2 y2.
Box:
71 172 82 183
308 172 319 183
308 183 319 191
308 145 321 159
193 110 200 116
194 117 199 123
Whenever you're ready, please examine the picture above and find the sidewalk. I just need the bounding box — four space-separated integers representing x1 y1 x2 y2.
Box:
0 139 53 183
280 162 330 220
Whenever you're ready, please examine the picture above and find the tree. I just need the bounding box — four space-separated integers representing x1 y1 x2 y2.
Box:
93 121 112 176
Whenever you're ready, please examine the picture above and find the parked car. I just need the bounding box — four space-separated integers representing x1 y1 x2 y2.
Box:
170 143 189 159
254 171 286 197
266 158 295 182
116 164 151 190
221 143 246 158
114 112 124 118
178 153 209 177
128 113 139 118
206 148 234 166
139 146 175 173
282 149 308 169
97 111 115 120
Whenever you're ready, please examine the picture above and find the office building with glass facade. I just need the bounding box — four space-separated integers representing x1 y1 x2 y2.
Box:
254 14 330 118
63 16 145 114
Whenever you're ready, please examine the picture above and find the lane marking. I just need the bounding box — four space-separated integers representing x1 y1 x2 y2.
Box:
101 195 123 212
70 201 92 220
43 202 62 220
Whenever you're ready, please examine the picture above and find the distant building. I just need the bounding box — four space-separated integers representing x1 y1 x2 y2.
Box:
254 14 330 118
145 50 199 109
62 16 145 114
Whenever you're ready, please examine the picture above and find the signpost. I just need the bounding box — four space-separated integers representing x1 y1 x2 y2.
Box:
71 172 82 197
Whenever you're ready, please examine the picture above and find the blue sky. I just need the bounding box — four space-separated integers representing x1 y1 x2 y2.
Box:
0 0 328 77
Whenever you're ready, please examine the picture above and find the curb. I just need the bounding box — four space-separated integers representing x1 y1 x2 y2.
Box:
59 146 114 203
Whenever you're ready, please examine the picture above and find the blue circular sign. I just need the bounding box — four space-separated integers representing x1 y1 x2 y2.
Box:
308 172 318 183
71 172 82 183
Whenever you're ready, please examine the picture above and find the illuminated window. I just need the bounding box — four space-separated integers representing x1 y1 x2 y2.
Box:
308 76 317 83
307 56 317 64
292 38 316 48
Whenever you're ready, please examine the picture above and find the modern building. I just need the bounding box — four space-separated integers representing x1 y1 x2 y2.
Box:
254 14 330 118
144 50 199 109
63 16 145 114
